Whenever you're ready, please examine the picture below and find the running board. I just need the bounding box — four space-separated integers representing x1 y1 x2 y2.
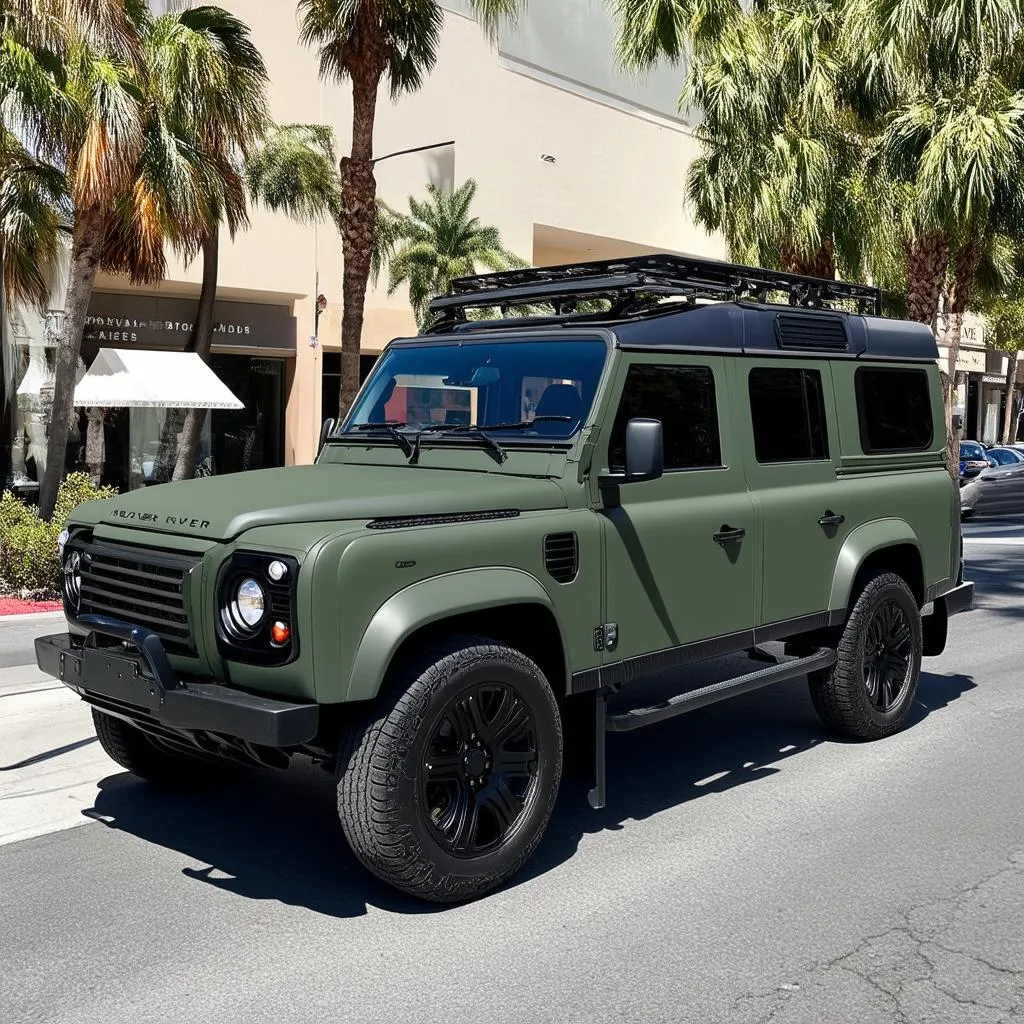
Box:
586 647 836 809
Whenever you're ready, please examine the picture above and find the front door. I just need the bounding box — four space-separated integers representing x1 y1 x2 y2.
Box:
592 355 758 672
732 359 847 628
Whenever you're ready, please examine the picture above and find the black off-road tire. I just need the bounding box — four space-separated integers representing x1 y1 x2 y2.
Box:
92 709 226 788
336 635 563 904
808 571 923 740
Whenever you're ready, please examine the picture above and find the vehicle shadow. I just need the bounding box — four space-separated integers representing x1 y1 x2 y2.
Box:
520 668 976 887
82 667 974 919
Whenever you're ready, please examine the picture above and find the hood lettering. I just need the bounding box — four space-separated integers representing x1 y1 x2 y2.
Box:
111 509 210 530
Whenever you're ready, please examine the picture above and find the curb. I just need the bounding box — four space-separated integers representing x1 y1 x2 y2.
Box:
0 610 66 623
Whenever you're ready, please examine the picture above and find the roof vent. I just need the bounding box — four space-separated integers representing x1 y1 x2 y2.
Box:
775 313 849 352
544 532 578 584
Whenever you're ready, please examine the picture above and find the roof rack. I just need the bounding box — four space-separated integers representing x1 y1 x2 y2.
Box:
425 253 883 330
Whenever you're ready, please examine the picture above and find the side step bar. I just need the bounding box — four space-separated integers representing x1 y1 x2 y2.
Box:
586 647 836 810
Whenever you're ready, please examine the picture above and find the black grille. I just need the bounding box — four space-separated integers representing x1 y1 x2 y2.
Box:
775 313 849 351
544 532 578 584
77 542 199 654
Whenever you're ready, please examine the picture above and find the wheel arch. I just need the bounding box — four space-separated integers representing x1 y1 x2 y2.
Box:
345 568 569 704
829 519 926 616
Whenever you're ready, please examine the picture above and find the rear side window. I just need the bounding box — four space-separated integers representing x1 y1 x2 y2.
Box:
856 368 933 453
609 364 722 471
748 367 830 462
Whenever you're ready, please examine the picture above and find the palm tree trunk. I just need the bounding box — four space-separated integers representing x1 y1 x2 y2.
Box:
337 66 381 420
1001 348 1020 445
905 230 949 328
171 228 219 481
939 236 983 481
0 278 12 491
84 407 105 485
38 207 105 518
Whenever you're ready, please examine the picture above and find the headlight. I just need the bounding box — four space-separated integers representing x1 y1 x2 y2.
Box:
62 549 82 611
216 552 299 665
228 578 265 632
57 528 69 559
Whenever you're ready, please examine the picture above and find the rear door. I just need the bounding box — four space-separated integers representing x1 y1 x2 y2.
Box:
732 358 847 629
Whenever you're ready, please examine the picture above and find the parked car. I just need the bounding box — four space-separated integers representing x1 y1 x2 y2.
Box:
984 446 1024 466
36 254 972 904
961 459 1024 518
960 440 994 481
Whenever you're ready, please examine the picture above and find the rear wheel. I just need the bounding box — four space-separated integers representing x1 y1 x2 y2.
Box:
336 635 562 903
808 571 923 740
92 709 227 788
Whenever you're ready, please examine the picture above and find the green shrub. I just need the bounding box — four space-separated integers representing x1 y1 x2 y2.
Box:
0 473 118 598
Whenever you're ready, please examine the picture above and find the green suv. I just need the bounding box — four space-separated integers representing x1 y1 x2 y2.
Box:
37 255 973 903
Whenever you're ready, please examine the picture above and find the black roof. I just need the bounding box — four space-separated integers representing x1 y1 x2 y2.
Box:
422 254 939 363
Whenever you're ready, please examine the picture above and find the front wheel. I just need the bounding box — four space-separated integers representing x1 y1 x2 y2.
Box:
808 571 923 740
336 636 563 903
92 709 229 788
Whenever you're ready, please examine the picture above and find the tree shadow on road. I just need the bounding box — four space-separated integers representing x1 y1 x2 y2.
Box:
82 666 974 919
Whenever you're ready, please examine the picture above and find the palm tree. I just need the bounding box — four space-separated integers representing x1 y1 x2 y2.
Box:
133 6 273 483
615 0 873 279
0 131 70 489
849 0 1024 474
4 0 149 517
374 179 526 329
296 0 527 419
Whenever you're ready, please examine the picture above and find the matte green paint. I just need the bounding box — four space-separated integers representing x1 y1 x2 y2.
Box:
827 518 923 612
345 567 561 703
57 336 960 717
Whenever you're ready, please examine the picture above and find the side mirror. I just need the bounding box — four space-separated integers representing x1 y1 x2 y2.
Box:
624 417 664 482
317 417 336 458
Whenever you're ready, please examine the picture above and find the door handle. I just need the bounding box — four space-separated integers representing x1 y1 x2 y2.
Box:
713 525 746 544
818 510 845 527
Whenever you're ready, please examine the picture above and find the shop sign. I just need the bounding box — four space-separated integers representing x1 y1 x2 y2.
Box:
84 293 297 353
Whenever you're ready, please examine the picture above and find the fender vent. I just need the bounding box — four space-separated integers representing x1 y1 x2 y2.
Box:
544 532 578 583
775 313 849 352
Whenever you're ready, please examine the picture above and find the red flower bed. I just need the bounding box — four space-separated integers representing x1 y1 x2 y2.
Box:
0 597 64 616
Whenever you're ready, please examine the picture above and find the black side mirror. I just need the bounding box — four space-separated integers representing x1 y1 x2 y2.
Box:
317 417 336 458
624 418 664 482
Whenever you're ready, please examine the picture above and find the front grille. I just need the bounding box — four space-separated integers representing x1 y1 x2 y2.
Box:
77 541 199 654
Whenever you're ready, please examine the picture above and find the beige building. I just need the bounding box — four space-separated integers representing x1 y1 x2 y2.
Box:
82 0 722 474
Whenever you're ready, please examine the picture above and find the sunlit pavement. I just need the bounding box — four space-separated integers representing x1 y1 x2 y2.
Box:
1 519 1022 1024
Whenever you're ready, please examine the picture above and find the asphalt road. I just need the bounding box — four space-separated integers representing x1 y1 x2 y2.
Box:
2 520 1023 1024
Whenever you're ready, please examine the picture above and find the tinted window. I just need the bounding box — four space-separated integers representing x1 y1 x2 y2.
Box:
609 364 721 471
856 368 934 453
748 367 829 463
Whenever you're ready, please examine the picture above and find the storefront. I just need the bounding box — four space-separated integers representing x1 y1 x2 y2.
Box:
2 285 296 498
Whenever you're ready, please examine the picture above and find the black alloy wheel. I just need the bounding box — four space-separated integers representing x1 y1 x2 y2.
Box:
335 635 563 903
863 599 914 713
420 682 539 856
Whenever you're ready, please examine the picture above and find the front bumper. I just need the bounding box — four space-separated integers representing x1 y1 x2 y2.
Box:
35 616 318 748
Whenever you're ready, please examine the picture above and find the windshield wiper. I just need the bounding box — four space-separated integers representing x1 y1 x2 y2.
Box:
407 415 575 466
349 421 414 458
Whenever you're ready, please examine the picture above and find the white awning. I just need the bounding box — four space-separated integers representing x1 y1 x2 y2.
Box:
72 348 244 409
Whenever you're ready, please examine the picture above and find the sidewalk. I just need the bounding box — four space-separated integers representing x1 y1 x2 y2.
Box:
0 614 117 847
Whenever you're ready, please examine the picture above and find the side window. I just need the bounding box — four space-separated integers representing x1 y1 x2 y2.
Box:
748 367 830 463
609 364 722 471
856 367 933 453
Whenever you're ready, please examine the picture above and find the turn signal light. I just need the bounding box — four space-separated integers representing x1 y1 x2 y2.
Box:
271 621 291 646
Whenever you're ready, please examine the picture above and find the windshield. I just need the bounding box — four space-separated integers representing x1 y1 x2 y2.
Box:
343 338 608 441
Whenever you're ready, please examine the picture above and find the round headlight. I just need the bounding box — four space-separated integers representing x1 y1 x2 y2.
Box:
62 550 82 609
232 578 266 630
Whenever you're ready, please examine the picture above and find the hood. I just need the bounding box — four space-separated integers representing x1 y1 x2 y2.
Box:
79 464 567 541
